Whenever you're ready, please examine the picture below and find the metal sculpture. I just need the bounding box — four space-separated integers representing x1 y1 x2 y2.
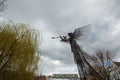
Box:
52 25 100 80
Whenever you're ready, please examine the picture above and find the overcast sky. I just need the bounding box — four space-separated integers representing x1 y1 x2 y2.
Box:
1 0 120 75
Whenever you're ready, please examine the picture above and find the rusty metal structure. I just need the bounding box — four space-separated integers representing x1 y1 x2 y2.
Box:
52 25 102 80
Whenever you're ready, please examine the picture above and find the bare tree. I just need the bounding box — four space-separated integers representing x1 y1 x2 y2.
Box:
0 0 8 12
91 50 114 80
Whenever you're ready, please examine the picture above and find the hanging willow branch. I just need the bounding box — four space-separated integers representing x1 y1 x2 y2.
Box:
0 23 40 80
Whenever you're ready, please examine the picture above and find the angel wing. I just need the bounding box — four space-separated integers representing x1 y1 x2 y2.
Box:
73 24 91 40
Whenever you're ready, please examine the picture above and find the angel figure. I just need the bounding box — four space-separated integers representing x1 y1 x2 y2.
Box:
52 25 100 80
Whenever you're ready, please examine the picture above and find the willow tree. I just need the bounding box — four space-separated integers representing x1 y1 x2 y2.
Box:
0 23 40 80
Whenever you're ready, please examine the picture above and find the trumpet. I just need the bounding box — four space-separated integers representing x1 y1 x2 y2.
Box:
51 36 60 39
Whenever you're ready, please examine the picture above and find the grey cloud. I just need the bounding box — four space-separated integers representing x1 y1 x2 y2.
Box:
1 0 120 75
